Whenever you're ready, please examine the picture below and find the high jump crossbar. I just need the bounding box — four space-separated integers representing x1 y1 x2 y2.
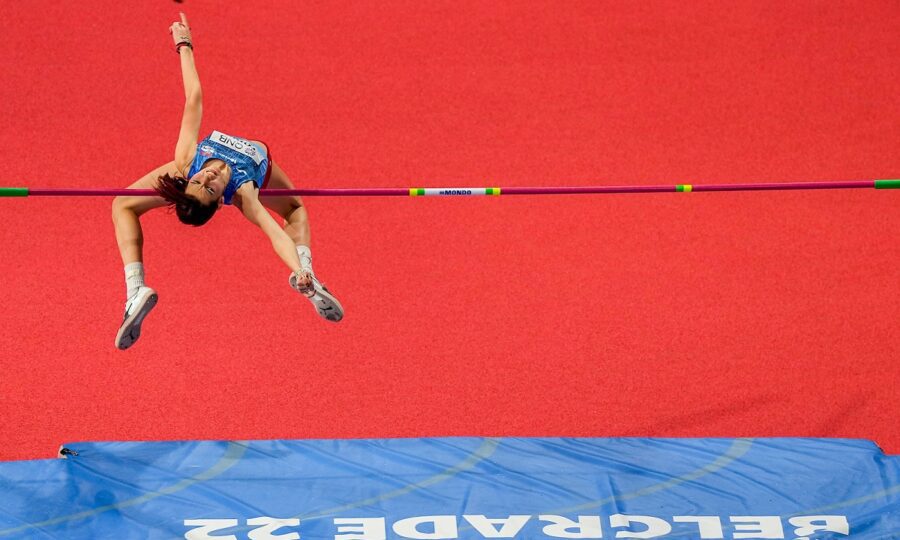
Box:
0 180 898 198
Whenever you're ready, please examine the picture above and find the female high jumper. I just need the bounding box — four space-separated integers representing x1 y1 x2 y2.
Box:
111 13 343 350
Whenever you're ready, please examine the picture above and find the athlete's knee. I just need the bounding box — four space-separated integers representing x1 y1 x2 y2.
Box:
111 196 128 219
280 197 303 216
282 200 307 224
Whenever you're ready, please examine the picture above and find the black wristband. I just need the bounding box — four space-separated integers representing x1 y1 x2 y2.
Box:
175 41 193 53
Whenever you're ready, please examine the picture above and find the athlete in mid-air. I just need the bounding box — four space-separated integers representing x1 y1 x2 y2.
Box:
111 13 343 350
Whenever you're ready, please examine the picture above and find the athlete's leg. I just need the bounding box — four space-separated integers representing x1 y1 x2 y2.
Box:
254 157 313 287
253 155 343 322
257 160 310 246
111 161 175 349
112 161 178 265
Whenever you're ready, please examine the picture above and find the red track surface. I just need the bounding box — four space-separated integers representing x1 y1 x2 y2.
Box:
1 1 897 462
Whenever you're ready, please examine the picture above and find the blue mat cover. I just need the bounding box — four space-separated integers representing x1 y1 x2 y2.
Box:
0 438 898 539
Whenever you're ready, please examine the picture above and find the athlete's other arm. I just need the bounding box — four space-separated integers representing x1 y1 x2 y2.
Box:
236 184 305 274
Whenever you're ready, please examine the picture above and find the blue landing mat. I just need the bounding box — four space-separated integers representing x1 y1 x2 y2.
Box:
0 438 898 539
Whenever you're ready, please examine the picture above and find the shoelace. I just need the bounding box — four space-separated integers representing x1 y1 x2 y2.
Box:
292 270 317 297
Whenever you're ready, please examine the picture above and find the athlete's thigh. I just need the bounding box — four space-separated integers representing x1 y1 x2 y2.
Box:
126 161 181 189
259 159 305 218
116 161 180 214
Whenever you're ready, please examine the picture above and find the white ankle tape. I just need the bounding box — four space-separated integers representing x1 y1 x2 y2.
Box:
125 262 145 298
296 245 313 272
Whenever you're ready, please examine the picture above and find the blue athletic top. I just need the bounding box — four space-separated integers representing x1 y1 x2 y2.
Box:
187 130 270 205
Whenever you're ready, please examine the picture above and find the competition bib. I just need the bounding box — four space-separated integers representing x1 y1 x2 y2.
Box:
209 130 264 165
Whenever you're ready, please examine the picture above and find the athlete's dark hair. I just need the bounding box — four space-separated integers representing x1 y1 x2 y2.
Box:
153 173 219 226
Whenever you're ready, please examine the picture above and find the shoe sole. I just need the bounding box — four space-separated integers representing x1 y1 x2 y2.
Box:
115 292 158 350
290 273 344 322
309 287 344 322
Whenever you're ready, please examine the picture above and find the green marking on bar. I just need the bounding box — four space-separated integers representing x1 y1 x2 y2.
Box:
0 187 28 197
875 179 900 189
676 184 692 192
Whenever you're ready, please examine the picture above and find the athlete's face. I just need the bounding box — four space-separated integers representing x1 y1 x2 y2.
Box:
185 160 231 205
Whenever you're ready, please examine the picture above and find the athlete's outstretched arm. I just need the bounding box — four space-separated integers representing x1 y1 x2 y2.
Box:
171 13 202 169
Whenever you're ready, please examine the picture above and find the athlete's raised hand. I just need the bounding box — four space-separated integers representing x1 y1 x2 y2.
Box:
169 13 193 50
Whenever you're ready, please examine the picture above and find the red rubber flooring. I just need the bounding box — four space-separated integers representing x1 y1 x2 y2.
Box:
0 0 897 462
